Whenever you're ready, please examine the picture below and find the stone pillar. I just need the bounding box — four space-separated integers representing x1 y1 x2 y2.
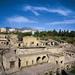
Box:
15 59 18 70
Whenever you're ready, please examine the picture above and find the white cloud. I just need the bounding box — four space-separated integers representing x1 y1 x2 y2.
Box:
25 6 40 16
7 16 37 23
47 19 75 25
24 5 72 16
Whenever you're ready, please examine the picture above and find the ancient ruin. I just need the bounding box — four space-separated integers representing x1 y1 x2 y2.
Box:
0 34 75 75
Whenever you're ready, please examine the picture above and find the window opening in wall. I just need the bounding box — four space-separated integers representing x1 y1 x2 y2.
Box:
18 43 21 47
4 42 6 44
51 42 53 45
6 42 9 45
31 42 34 44
14 50 16 53
5 36 6 38
37 43 38 46
26 61 28 66
56 61 58 64
1 42 3 44
46 43 48 45
61 61 63 64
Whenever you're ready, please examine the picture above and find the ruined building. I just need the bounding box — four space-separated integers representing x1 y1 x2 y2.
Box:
0 34 75 75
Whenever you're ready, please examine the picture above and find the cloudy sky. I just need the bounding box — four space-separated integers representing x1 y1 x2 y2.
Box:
0 0 75 31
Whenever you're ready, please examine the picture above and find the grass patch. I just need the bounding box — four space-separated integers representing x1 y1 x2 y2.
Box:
70 67 75 74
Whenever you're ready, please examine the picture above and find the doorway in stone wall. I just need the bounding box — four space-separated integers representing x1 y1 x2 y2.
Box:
10 61 15 68
18 58 21 68
36 57 41 63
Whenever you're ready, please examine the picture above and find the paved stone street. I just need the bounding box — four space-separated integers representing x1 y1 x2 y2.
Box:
9 63 57 75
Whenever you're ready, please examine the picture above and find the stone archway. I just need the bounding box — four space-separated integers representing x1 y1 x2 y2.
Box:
42 56 47 62
36 57 41 63
42 56 46 60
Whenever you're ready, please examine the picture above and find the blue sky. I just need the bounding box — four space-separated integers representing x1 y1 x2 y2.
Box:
0 0 75 31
